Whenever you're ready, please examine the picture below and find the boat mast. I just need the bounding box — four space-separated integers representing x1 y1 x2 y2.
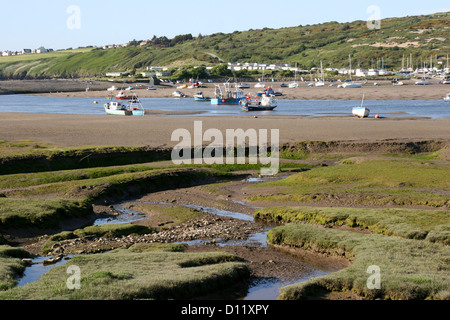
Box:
320 60 324 82
349 55 352 81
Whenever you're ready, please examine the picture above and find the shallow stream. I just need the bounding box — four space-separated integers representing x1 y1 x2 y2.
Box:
17 177 335 300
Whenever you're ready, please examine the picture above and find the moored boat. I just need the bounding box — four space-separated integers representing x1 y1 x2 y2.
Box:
352 95 370 118
342 82 363 88
288 81 299 88
444 93 450 102
116 91 133 100
415 80 430 85
172 91 186 98
240 94 278 112
104 94 145 116
211 83 245 105
194 92 211 101
237 83 251 89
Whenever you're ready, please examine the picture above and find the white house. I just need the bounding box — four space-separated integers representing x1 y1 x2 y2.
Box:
2 51 11 56
141 72 156 77
106 72 126 77
355 68 368 77
36 46 48 53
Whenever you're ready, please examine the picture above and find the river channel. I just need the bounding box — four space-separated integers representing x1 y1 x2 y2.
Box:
17 176 339 300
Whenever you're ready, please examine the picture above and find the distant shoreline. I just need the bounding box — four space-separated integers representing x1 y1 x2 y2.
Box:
1 79 450 101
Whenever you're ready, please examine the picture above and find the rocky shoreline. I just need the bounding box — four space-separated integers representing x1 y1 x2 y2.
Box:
43 212 266 257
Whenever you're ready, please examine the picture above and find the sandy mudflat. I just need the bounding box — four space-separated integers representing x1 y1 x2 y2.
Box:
1 79 449 148
0 112 449 148
22 79 450 101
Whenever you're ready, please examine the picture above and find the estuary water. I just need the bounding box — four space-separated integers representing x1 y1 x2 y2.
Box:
0 95 449 118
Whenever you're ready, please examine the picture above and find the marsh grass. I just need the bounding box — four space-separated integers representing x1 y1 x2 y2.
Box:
267 224 450 300
256 206 450 245
0 246 31 290
0 247 249 300
0 166 231 231
0 198 92 229
128 203 203 229
249 160 450 208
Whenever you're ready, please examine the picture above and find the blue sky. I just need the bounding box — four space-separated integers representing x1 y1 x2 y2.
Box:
2 0 449 51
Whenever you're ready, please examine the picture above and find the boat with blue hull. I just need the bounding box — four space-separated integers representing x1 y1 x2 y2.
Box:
194 92 211 102
211 83 245 105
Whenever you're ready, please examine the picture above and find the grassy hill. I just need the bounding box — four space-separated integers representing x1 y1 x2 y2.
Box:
0 12 448 79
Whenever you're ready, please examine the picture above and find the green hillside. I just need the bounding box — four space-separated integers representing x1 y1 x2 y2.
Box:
0 12 448 79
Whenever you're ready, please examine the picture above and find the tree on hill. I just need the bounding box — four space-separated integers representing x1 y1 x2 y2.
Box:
210 64 232 77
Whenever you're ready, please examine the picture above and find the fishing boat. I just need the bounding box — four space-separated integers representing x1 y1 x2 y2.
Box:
444 93 450 102
104 94 145 116
240 94 278 112
211 83 245 105
194 92 211 101
116 91 133 100
352 95 370 118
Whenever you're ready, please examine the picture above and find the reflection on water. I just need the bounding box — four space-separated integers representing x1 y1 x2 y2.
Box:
93 204 146 225
243 270 329 301
133 200 255 222
18 255 74 287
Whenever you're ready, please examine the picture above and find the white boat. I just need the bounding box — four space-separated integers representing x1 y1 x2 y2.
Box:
416 63 430 85
315 61 325 87
342 55 362 88
237 83 251 89
443 79 450 85
288 81 299 88
342 82 363 88
172 91 186 98
240 94 278 112
104 94 145 116
352 95 370 118
415 80 430 85
254 82 265 88
107 86 118 91
315 81 325 87
116 91 133 100
444 93 450 102
392 81 404 86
